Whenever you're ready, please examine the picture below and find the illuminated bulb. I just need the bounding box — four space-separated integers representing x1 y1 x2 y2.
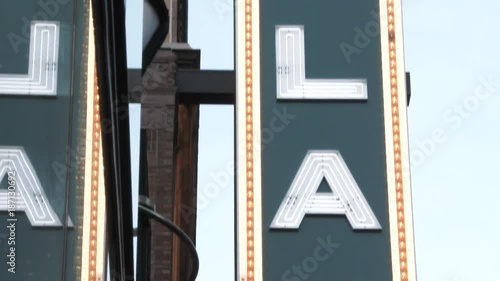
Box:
399 231 405 239
397 202 403 210
394 125 399 133
398 211 404 219
248 210 253 219
248 220 253 228
397 191 403 200
398 221 405 230
247 86 252 94
400 251 406 259
248 250 254 258
247 69 252 76
247 50 252 58
246 23 251 31
247 124 252 131
247 152 253 159
399 241 406 250
246 15 251 22
247 95 252 103
248 230 253 238
247 161 252 169
395 163 401 172
247 77 252 85
247 133 252 141
247 115 252 123
401 261 407 269
247 190 253 198
401 272 408 281
247 106 252 113
246 32 251 40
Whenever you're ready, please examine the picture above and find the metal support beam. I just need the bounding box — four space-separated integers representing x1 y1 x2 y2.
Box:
130 70 409 106
176 70 235 104
406 72 411 106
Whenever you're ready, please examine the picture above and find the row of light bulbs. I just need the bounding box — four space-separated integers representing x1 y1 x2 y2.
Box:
386 0 409 280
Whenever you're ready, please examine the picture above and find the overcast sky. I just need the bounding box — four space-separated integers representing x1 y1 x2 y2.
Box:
126 0 500 280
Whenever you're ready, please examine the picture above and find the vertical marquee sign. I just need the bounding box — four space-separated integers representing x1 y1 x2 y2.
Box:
236 0 416 280
0 1 106 280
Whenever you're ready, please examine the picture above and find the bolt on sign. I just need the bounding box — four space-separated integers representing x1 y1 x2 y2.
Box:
235 0 416 280
0 1 106 280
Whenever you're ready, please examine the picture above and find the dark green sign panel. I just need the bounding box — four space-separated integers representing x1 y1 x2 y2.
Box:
260 0 391 280
0 0 87 280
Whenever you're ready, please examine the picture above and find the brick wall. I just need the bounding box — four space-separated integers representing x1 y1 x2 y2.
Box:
141 50 177 281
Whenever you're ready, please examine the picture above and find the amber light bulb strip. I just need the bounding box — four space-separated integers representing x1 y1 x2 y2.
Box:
385 0 410 280
244 0 255 279
88 80 100 281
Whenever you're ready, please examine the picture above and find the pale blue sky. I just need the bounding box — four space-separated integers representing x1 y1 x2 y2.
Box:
125 0 500 280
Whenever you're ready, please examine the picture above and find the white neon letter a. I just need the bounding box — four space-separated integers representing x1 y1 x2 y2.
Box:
270 150 381 230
